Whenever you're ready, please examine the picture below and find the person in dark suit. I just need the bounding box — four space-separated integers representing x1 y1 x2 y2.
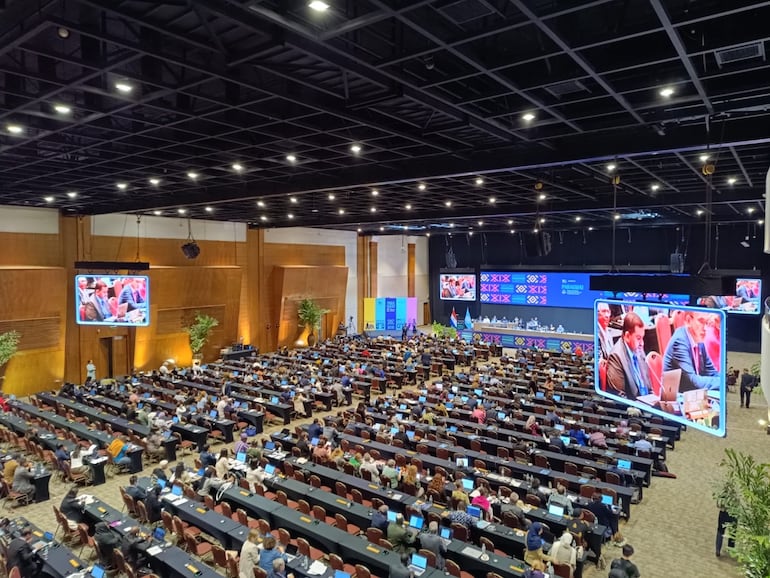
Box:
739 368 757 408
606 312 652 400
418 521 446 570
118 278 145 311
596 302 615 360
84 281 112 322
6 528 39 578
662 310 720 391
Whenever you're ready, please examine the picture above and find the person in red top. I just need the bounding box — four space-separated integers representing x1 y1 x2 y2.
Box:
471 404 486 424
0 395 9 412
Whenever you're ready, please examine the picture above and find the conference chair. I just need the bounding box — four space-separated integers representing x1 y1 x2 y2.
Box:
329 553 357 577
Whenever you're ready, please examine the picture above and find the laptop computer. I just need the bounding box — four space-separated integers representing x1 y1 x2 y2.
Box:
456 457 468 468
334 572 351 578
408 515 424 531
172 416 179 423
91 565 106 578
264 464 277 477
638 368 682 406
399 404 408 410
163 430 172 439
171 484 183 497
440 526 452 547
466 505 482 519
535 391 545 399
264 441 276 451
153 527 166 541
445 403 454 409
157 479 166 489
209 410 218 419
197 468 205 477
386 511 397 523
233 401 241 408
236 452 247 463
617 459 632 470
310 437 319 446
406 431 415 440
554 424 565 431
560 436 571 446
553 395 561 402
547 504 564 520
407 553 428 577
270 396 280 404
461 478 474 491
601 494 613 505
418 396 426 403
497 411 506 420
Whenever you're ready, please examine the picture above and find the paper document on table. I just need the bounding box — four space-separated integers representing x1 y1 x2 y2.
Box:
307 561 327 575
461 546 483 559
146 546 162 556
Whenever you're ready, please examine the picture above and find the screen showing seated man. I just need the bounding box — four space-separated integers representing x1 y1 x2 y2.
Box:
697 278 762 315
76 275 150 326
594 299 726 437
439 273 476 301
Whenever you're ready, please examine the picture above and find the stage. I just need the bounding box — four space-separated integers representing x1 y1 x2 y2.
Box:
460 322 594 355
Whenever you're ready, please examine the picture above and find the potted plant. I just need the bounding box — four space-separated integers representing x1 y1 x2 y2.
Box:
713 448 770 577
187 313 219 361
297 298 329 347
0 330 20 386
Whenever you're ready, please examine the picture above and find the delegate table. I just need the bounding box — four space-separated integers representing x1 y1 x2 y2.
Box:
8 517 86 578
37 392 152 438
171 422 210 452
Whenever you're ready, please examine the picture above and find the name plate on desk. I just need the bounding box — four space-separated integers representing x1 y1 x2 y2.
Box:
97 507 107 513
510 565 525 572
366 545 381 554
335 499 349 505
185 564 200 575
195 508 207 514
239 491 250 496
69 559 81 568
368 484 379 489
299 516 312 523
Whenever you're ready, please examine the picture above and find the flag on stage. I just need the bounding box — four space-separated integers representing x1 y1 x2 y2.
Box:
464 308 473 329
449 308 458 329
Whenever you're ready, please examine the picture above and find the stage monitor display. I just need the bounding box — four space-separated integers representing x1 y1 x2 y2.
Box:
75 275 150 326
439 273 476 301
480 271 688 308
594 299 726 437
696 278 762 315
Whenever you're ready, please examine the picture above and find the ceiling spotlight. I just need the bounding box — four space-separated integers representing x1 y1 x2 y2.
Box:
759 219 764 225
286 154 297 163
57 27 70 39
379 226 385 231
444 200 452 207
149 178 161 186
727 177 737 185
205 206 213 213
288 213 294 219
338 208 345 215
575 216 582 222
405 204 412 210
696 209 704 216
606 163 616 172
290 197 298 203
371 189 379 196
533 228 539 233
153 210 162 216
308 0 329 11
418 183 426 191
370 207 377 213
478 220 484 226
357 228 362 232
426 232 430 237
66 191 78 198
449 223 455 228
747 207 755 214
115 82 133 93
232 163 243 172
54 104 72 114
588 227 594 231
178 208 186 214
328 193 335 200
187 171 199 180
43 196 54 203
539 218 546 224
475 178 484 186
507 219 514 225
6 124 23 134
489 197 496 204
260 215 268 221
699 154 710 162
257 200 266 208
538 193 546 201
116 182 128 190
659 87 675 98
614 214 621 220
349 144 361 154
468 231 474 236
651 184 660 192
510 229 515 234
522 112 536 122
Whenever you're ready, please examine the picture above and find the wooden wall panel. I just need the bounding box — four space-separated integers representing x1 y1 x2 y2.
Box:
263 243 345 268
0 233 62 267
89 236 244 267
0 318 60 350
407 243 416 297
369 241 378 297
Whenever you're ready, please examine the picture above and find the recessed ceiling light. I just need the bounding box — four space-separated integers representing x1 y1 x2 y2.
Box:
149 178 161 186
57 27 70 38
468 231 474 236
538 193 546 201
116 182 128 190
328 193 335 200
759 219 764 225
257 200 266 208
727 177 737 185
232 163 243 172
533 228 539 233
651 184 660 191
606 163 616 172
349 144 361 154
357 228 362 232
575 216 582 222
489 197 496 204
588 227 594 231
614 214 621 220
370 207 377 213
309 0 329 11
43 196 54 203
507 219 514 225
699 154 710 162
153 210 162 216
290 197 298 203
178 208 186 214
115 82 133 93
444 200 452 207
54 104 72 114
379 226 385 231
659 87 675 98
286 154 297 163
747 207 755 214
418 183 426 191
475 178 484 186
66 191 78 198
338 208 345 215
405 204 412 210
187 171 199 180
478 220 484 226
260 215 268 221
371 189 379 196
696 209 704 216
426 232 430 237
522 112 536 122
539 218 546 224
510 229 516 234
288 213 294 219
205 206 213 213
6 124 23 134
449 223 455 228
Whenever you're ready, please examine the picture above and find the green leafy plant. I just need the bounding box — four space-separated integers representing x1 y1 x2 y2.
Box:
714 449 770 578
298 299 329 333
431 322 457 340
750 360 761 378
187 313 219 357
0 331 20 368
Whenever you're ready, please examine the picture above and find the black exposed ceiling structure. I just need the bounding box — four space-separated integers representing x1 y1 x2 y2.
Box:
0 0 768 235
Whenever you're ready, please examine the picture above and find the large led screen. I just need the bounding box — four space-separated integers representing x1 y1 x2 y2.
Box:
480 271 688 308
594 299 726 437
696 277 762 315
76 275 150 326
439 273 476 301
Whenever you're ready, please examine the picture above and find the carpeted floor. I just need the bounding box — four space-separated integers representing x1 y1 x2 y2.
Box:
11 350 764 578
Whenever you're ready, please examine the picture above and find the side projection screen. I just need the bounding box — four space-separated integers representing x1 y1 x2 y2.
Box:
76 275 150 326
594 299 726 437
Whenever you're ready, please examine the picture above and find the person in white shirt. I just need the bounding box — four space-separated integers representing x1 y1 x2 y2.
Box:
216 397 228 419
238 528 261 578
191 360 203 376
158 362 170 375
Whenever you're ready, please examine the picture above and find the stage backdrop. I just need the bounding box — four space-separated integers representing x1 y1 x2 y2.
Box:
363 297 418 331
